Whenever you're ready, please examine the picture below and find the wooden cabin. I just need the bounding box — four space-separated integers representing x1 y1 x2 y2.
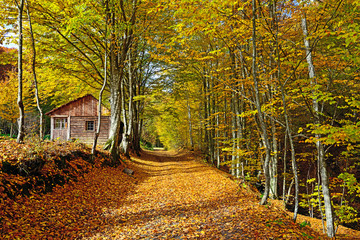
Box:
46 94 110 144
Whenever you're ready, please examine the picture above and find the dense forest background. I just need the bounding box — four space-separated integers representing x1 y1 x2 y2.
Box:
1 0 360 237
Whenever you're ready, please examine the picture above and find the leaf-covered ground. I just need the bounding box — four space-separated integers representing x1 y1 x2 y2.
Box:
1 148 359 239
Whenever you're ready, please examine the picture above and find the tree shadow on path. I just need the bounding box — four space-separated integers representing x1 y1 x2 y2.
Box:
87 149 322 240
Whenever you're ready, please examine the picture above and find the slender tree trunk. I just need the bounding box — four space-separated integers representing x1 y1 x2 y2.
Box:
282 132 287 206
187 101 194 150
132 87 141 155
210 77 215 164
270 115 278 199
231 93 236 176
206 76 214 163
216 103 220 168
186 90 194 150
202 76 209 156
268 0 278 201
301 14 334 237
317 157 326 234
25 0 43 140
133 75 142 155
198 101 203 150
235 95 242 178
223 94 228 165
16 0 25 144
285 178 294 204
92 1 108 155
10 122 14 138
280 84 300 221
229 48 237 176
92 78 107 155
251 0 271 205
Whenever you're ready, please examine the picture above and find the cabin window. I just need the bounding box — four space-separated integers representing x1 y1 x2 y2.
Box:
86 121 95 131
54 118 67 129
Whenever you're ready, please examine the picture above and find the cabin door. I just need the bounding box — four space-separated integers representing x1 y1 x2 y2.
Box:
53 118 68 141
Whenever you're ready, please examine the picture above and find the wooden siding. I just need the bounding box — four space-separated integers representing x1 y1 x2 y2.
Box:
46 95 110 117
50 95 97 116
47 94 111 144
70 116 110 144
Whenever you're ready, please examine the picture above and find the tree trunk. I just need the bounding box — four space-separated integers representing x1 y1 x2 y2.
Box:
185 84 194 150
16 0 25 144
92 1 108 155
26 0 43 140
209 77 215 164
109 80 123 164
301 14 335 238
270 114 278 199
186 98 194 150
317 157 326 233
282 132 288 206
108 36 122 164
202 76 209 156
120 50 134 157
235 95 242 178
10 122 14 138
251 0 271 205
280 84 300 221
231 93 236 176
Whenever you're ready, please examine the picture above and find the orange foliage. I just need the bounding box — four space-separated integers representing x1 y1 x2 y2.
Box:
2 146 352 239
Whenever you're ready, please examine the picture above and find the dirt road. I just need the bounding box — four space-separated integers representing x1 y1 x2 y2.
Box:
5 149 356 239
87 150 319 239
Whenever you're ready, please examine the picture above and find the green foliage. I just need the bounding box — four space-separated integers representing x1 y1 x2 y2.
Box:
335 204 360 225
0 134 16 139
338 172 360 196
140 140 153 150
301 232 314 239
300 221 311 228
266 218 283 227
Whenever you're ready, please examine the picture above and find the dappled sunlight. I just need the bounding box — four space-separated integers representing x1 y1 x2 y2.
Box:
85 150 322 239
1 141 356 239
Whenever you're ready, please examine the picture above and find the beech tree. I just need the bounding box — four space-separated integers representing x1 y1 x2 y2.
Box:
25 0 43 140
15 0 25 143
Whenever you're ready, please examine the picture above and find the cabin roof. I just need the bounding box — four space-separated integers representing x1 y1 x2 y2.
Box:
45 94 108 116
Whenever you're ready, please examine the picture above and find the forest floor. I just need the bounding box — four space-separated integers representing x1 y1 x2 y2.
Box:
2 149 360 239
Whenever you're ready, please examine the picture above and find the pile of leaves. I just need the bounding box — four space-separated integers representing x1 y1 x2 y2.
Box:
0 137 109 201
1 143 359 239
1 167 138 239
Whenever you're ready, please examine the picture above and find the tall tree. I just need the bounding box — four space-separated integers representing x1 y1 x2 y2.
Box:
92 0 109 156
251 0 271 205
25 0 43 140
301 12 335 237
16 0 25 143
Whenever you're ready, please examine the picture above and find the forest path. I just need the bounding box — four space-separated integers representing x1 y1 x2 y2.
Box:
86 150 320 239
5 149 355 239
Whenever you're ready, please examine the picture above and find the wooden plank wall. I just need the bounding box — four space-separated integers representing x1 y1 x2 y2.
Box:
70 116 110 144
53 95 98 116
